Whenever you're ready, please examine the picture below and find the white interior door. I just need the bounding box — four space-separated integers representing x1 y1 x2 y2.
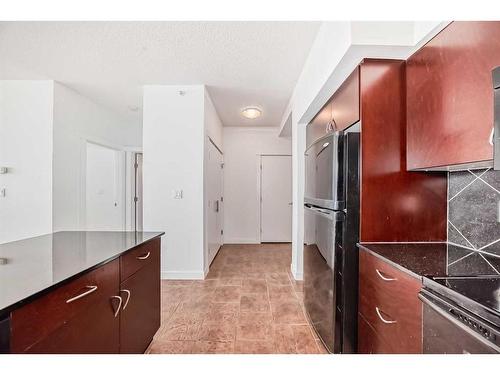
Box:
86 142 125 231
207 139 224 265
260 155 292 242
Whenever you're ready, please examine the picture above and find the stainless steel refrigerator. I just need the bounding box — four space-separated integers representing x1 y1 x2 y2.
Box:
303 129 360 353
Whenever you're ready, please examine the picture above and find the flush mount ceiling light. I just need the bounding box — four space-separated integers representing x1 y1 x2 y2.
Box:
241 106 262 119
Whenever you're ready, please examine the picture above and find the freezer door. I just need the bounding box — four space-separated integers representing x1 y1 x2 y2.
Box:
304 132 344 210
303 205 345 353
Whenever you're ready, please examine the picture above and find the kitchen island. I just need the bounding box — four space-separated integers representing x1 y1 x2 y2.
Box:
0 231 164 354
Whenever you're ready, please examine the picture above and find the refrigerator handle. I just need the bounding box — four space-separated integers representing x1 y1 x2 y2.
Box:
304 205 344 221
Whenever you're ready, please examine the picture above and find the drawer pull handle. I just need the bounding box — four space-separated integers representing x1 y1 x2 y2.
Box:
375 307 397 324
136 252 151 260
110 295 123 317
120 289 131 310
65 285 98 303
376 269 397 281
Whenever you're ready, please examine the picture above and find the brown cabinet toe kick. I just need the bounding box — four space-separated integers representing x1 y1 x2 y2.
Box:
7 237 161 354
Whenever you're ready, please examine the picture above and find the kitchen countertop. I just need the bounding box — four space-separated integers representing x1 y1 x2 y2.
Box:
0 231 164 316
357 242 500 280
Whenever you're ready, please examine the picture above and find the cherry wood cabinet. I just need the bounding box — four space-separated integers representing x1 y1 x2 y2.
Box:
119 259 161 353
359 59 447 242
10 259 121 353
358 313 392 354
306 67 360 147
358 249 422 354
407 21 500 170
8 238 161 354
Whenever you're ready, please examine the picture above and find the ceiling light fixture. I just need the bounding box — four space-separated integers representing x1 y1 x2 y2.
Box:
241 106 262 119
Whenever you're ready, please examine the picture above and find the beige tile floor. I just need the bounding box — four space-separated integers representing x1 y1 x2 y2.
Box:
146 243 328 354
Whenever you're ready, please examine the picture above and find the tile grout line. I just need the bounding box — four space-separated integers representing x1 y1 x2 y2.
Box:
446 250 476 267
448 171 478 202
448 220 477 250
476 175 500 195
478 237 500 251
478 253 500 275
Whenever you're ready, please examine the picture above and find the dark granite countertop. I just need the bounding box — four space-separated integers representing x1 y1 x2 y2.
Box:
0 231 164 316
357 242 500 280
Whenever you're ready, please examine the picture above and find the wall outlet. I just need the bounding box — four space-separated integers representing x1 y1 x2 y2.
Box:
0 167 7 174
173 189 183 199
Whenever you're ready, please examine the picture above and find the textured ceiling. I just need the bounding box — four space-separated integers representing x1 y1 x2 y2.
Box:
0 22 320 127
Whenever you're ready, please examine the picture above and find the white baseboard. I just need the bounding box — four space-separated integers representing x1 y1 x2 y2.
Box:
290 263 303 281
161 270 205 280
223 238 260 244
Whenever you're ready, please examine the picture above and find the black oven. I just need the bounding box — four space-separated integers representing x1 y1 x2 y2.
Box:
420 285 500 354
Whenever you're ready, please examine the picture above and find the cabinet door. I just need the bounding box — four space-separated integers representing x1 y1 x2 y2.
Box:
331 67 359 131
119 262 160 353
306 67 360 148
23 294 120 354
407 21 500 170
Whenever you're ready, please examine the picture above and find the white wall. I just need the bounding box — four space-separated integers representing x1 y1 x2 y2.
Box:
280 21 447 280
52 83 141 232
0 80 54 244
223 127 292 244
143 85 206 279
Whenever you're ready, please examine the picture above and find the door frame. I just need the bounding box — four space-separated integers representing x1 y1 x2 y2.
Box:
206 136 224 268
258 154 292 243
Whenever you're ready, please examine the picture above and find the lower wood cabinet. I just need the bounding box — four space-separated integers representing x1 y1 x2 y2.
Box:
358 249 422 354
119 259 160 353
358 313 392 354
9 238 161 354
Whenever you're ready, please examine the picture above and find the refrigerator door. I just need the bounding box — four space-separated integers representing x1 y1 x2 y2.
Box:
304 132 344 210
303 204 345 353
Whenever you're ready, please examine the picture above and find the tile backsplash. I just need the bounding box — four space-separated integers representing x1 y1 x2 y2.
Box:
448 168 500 257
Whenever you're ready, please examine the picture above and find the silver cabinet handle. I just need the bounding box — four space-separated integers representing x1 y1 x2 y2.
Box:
376 269 397 281
136 252 150 260
375 307 397 324
120 289 131 310
65 285 98 304
110 295 123 317
489 127 495 146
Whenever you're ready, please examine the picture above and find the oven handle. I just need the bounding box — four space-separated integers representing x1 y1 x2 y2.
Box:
419 291 500 353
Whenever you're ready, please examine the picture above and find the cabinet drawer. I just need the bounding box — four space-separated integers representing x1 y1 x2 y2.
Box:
10 259 119 353
120 238 160 282
358 250 422 353
358 313 392 354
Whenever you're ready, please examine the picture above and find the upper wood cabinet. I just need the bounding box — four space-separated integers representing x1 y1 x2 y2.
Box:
407 21 500 170
306 67 360 147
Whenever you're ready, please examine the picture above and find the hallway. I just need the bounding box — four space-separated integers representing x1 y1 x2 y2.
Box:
147 244 327 354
